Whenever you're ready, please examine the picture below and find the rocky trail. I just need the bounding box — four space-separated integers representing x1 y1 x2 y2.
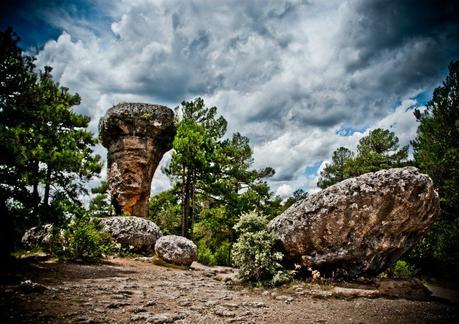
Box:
1 257 457 324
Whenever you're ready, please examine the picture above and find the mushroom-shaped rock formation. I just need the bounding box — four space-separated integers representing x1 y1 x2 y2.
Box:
268 167 440 278
99 103 175 218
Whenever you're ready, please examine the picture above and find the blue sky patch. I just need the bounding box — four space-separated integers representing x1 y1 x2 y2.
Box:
304 160 323 176
0 0 111 49
336 127 367 137
412 90 432 107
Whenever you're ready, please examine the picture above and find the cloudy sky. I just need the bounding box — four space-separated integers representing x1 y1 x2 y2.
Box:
2 0 459 198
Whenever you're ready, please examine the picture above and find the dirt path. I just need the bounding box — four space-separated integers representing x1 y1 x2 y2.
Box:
1 257 457 323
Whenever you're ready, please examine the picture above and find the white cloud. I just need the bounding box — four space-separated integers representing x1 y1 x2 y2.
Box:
33 0 448 198
374 99 424 152
275 184 293 198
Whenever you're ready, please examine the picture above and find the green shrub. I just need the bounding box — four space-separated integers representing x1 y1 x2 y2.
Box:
233 211 268 234
50 217 114 263
390 260 417 278
215 241 231 265
197 244 217 266
232 230 285 283
196 240 232 266
232 211 293 285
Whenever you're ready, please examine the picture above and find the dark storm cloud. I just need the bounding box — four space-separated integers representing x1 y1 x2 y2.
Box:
27 0 458 195
345 0 459 73
0 0 112 48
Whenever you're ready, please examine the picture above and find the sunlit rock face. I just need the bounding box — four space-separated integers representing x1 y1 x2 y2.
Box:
99 103 175 218
269 167 440 278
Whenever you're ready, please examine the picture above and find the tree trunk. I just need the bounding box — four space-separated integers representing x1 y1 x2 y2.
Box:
31 160 40 223
43 166 52 206
181 168 191 238
190 172 195 240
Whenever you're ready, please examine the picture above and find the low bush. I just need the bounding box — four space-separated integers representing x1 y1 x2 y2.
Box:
196 240 232 266
231 211 294 285
197 244 217 266
390 260 417 278
50 217 115 263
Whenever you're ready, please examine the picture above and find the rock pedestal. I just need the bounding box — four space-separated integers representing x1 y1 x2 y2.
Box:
268 167 440 278
99 103 175 218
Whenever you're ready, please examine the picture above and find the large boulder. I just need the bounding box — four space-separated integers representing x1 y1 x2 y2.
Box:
99 103 175 218
21 224 54 250
268 167 439 278
100 216 162 254
155 235 197 266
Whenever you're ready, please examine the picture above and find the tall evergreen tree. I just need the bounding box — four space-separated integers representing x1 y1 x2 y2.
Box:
317 147 354 189
0 28 102 254
410 61 459 276
283 189 308 210
317 128 409 189
355 128 408 174
165 98 277 264
167 98 227 238
0 28 37 256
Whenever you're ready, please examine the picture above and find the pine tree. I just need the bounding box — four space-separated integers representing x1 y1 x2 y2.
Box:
410 61 459 276
0 28 102 254
317 129 409 189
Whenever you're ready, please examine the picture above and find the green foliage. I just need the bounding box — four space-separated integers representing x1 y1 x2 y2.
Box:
317 129 409 188
232 230 284 282
283 189 308 210
0 28 102 254
165 98 278 265
196 240 232 266
390 260 417 279
355 128 409 174
149 189 181 235
233 210 268 234
317 147 354 189
197 244 217 266
167 98 228 238
194 206 233 265
232 211 293 285
89 181 114 217
50 216 115 263
409 61 459 279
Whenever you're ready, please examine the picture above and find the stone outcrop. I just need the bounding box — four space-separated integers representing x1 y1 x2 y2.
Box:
268 167 439 278
155 235 197 266
99 103 175 218
21 224 54 250
100 216 162 254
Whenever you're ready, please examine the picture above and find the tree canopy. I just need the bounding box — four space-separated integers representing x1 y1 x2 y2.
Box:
317 128 409 189
153 98 280 265
0 28 102 255
409 61 459 277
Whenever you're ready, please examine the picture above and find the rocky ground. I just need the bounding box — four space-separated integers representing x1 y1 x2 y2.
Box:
1 256 457 324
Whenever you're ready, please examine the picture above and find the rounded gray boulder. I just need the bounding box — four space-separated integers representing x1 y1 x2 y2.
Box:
21 224 54 250
100 216 162 254
268 167 440 278
155 235 197 266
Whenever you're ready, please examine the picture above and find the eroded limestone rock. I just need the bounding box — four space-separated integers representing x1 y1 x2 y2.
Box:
268 167 439 278
100 216 162 254
21 224 54 250
155 235 197 266
99 103 175 217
